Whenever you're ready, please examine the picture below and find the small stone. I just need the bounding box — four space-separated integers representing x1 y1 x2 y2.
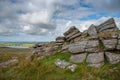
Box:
55 59 70 69
68 64 77 72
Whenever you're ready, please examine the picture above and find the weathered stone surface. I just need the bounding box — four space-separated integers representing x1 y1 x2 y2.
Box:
70 53 87 63
62 44 69 50
117 45 120 50
67 32 82 41
44 47 55 53
118 40 120 44
86 40 99 48
55 59 70 69
87 35 99 40
56 36 65 43
118 34 120 39
117 39 120 50
73 37 81 42
85 40 99 52
64 26 78 36
68 64 77 72
85 48 99 53
68 41 87 53
105 52 120 64
96 18 118 32
65 30 79 39
102 39 117 50
86 52 104 67
99 31 118 39
88 24 98 36
0 59 18 68
56 42 63 45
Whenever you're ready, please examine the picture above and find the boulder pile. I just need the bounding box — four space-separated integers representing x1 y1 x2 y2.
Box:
32 18 120 67
55 18 120 67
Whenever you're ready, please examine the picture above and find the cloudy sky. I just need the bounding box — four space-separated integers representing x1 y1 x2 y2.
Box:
0 0 120 42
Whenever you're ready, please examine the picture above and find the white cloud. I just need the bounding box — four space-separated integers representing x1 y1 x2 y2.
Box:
0 0 120 41
21 11 51 24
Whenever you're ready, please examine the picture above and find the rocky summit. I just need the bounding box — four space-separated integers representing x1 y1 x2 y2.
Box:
32 18 120 67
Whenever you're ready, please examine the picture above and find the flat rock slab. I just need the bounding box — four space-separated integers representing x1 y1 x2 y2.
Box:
86 40 99 48
64 26 79 36
86 52 104 67
65 30 79 39
105 52 120 64
102 39 117 50
70 53 87 63
68 41 87 53
67 32 81 41
96 18 118 32
85 40 99 52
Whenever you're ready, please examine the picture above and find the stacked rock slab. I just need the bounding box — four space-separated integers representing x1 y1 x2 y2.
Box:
64 26 82 43
56 36 65 45
96 18 118 32
32 43 57 58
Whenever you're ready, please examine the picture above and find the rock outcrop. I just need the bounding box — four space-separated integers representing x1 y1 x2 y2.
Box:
32 42 58 58
32 18 120 67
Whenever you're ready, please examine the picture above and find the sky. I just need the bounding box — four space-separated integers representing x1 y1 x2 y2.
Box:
0 0 120 42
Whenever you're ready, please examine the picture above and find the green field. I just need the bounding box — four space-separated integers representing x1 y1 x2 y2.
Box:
0 42 36 47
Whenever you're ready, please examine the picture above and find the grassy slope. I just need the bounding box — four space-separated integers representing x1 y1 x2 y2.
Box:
0 48 32 63
0 50 120 80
